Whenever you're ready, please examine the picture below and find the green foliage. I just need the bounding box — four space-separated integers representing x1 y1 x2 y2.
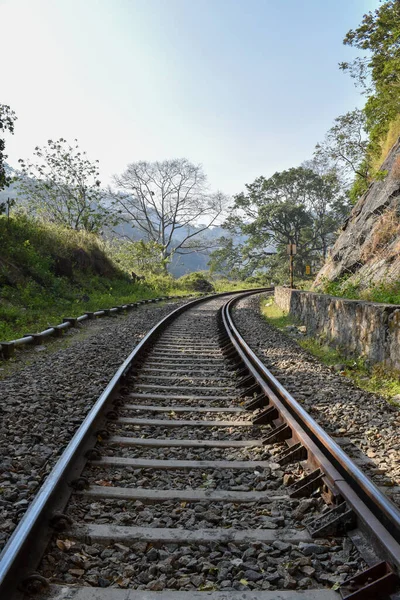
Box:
0 104 17 193
107 239 167 275
366 281 400 304
177 271 214 292
0 214 253 342
17 138 112 232
299 339 400 402
0 275 175 342
341 1 400 199
0 214 141 340
208 236 251 280
371 115 400 172
320 275 400 305
260 297 297 329
212 166 350 283
320 275 361 300
212 278 259 292
341 1 400 140
314 109 370 184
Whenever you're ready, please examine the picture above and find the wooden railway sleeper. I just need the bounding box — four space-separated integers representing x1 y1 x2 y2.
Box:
231 359 246 371
235 374 255 388
235 366 250 379
220 341 234 353
218 332 229 341
222 346 238 360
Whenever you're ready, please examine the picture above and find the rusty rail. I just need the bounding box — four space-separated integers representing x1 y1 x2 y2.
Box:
222 292 400 588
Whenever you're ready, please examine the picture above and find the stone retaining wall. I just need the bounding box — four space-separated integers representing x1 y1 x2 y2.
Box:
274 287 400 370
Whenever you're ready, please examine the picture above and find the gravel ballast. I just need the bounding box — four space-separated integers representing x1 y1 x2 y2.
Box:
83 463 299 491
40 537 364 591
67 497 310 530
0 299 190 552
9 293 369 594
233 293 400 505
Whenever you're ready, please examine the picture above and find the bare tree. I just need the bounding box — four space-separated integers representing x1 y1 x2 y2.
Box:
111 159 226 271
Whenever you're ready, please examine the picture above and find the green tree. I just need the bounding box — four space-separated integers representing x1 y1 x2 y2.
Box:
314 109 370 184
0 104 17 215
340 1 400 144
213 167 348 282
109 239 167 275
18 138 111 232
209 236 252 279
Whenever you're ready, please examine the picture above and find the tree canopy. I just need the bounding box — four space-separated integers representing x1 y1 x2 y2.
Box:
314 109 370 183
210 166 350 282
340 0 400 144
18 138 111 232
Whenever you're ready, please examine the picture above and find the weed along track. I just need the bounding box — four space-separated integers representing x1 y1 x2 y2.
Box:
2 291 400 599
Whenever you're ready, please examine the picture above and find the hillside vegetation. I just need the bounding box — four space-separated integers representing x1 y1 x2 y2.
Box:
313 1 400 302
0 215 189 341
0 214 261 342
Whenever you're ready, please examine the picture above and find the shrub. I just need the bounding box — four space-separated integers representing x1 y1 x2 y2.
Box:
177 272 214 292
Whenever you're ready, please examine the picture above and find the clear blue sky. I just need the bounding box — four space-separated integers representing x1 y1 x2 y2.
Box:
1 0 378 195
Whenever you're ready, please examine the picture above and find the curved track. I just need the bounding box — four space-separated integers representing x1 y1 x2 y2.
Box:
1 290 400 599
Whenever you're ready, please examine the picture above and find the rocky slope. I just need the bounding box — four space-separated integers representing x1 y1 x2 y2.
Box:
314 138 400 288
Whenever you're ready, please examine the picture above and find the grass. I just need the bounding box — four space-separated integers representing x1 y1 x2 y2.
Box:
0 273 265 342
0 214 267 343
371 115 400 174
321 276 400 306
261 298 400 405
0 215 193 341
260 297 297 329
0 278 191 342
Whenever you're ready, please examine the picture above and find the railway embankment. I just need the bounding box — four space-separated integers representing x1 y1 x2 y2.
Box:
274 286 400 371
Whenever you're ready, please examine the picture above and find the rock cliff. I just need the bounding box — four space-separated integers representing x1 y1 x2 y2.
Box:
314 138 400 288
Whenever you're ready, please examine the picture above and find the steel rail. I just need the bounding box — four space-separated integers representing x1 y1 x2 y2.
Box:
0 287 270 599
223 292 400 571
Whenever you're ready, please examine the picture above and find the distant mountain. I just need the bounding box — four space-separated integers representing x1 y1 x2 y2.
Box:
110 219 228 276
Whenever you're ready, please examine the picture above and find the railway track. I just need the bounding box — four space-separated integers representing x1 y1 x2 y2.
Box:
1 290 400 599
